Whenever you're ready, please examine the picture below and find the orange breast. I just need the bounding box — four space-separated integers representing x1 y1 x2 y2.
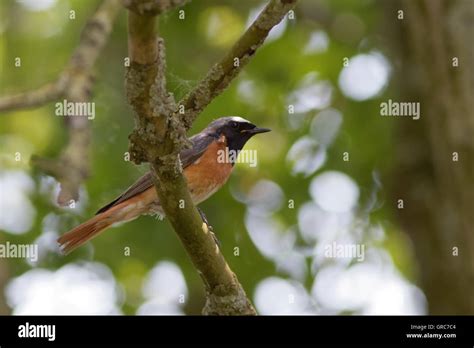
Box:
184 139 233 204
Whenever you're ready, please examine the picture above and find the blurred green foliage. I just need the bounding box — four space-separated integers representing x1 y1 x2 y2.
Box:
0 0 416 314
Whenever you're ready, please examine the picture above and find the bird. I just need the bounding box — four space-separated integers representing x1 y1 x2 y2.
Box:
57 116 271 254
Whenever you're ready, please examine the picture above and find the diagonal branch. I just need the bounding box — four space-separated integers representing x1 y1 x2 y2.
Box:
125 0 297 315
0 0 122 205
125 0 255 315
0 80 66 112
178 0 297 130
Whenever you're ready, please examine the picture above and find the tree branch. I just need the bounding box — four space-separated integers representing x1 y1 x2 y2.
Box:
0 80 65 112
177 0 297 130
0 0 121 205
126 0 296 315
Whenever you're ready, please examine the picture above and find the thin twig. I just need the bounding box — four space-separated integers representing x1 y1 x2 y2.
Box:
0 80 65 112
178 0 297 130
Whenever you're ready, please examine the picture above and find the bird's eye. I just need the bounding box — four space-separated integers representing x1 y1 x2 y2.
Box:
231 121 239 129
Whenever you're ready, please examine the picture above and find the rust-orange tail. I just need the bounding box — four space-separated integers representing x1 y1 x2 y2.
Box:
57 201 141 254
57 215 112 255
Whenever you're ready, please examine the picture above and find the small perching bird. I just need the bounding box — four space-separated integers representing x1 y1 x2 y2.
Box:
58 116 271 254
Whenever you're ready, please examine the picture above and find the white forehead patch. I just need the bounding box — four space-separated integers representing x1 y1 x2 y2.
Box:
230 116 251 124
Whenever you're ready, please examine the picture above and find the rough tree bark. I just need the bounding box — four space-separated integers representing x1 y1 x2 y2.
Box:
124 0 297 315
386 0 474 314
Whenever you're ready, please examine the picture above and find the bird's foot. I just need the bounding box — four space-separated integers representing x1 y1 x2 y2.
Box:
198 207 220 246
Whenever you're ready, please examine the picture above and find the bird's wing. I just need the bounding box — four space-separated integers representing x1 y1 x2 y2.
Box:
95 133 215 215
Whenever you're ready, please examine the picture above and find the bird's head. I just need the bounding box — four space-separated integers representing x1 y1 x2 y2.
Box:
205 116 271 152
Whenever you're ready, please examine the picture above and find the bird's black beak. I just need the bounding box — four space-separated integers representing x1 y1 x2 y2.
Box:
244 127 271 135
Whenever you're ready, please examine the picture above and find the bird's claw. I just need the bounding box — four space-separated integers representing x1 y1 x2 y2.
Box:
198 208 221 247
